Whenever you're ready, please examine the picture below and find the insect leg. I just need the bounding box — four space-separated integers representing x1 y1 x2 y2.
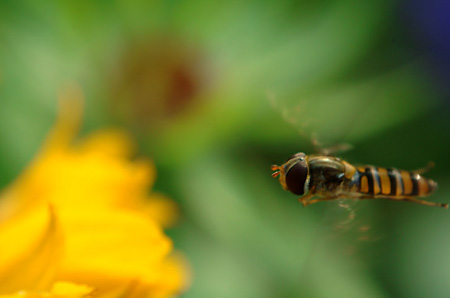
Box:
300 192 366 207
355 194 448 209
401 197 448 209
298 194 314 207
300 195 341 207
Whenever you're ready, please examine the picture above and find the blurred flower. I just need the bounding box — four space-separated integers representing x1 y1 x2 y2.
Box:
0 281 94 298
109 36 210 133
0 87 189 297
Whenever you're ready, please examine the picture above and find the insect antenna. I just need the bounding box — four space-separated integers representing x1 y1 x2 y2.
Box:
271 165 281 177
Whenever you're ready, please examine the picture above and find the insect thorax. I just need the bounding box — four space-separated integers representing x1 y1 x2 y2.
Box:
308 157 346 195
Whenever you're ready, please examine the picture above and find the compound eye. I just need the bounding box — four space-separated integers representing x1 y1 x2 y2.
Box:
285 161 308 195
285 152 306 162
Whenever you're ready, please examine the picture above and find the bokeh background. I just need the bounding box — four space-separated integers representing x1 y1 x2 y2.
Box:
1 1 450 297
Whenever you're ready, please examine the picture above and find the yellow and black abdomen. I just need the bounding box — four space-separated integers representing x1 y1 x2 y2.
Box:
354 166 437 197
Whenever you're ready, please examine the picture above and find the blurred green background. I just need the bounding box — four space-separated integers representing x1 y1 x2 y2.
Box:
1 1 450 297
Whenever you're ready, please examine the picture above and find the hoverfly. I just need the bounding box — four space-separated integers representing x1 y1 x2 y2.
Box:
271 152 448 208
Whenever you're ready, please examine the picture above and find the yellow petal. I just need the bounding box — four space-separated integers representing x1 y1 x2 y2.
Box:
58 208 172 288
66 254 190 298
145 253 191 298
0 86 84 218
0 281 94 298
134 193 180 228
41 85 84 153
50 282 94 297
76 129 136 159
0 205 62 294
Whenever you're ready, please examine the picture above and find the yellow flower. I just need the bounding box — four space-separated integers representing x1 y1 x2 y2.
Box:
0 87 189 297
0 282 95 298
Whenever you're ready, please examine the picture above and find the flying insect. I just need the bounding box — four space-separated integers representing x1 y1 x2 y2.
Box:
271 152 448 208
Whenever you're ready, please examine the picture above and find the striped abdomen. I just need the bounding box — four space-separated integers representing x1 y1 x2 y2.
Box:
355 166 437 197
